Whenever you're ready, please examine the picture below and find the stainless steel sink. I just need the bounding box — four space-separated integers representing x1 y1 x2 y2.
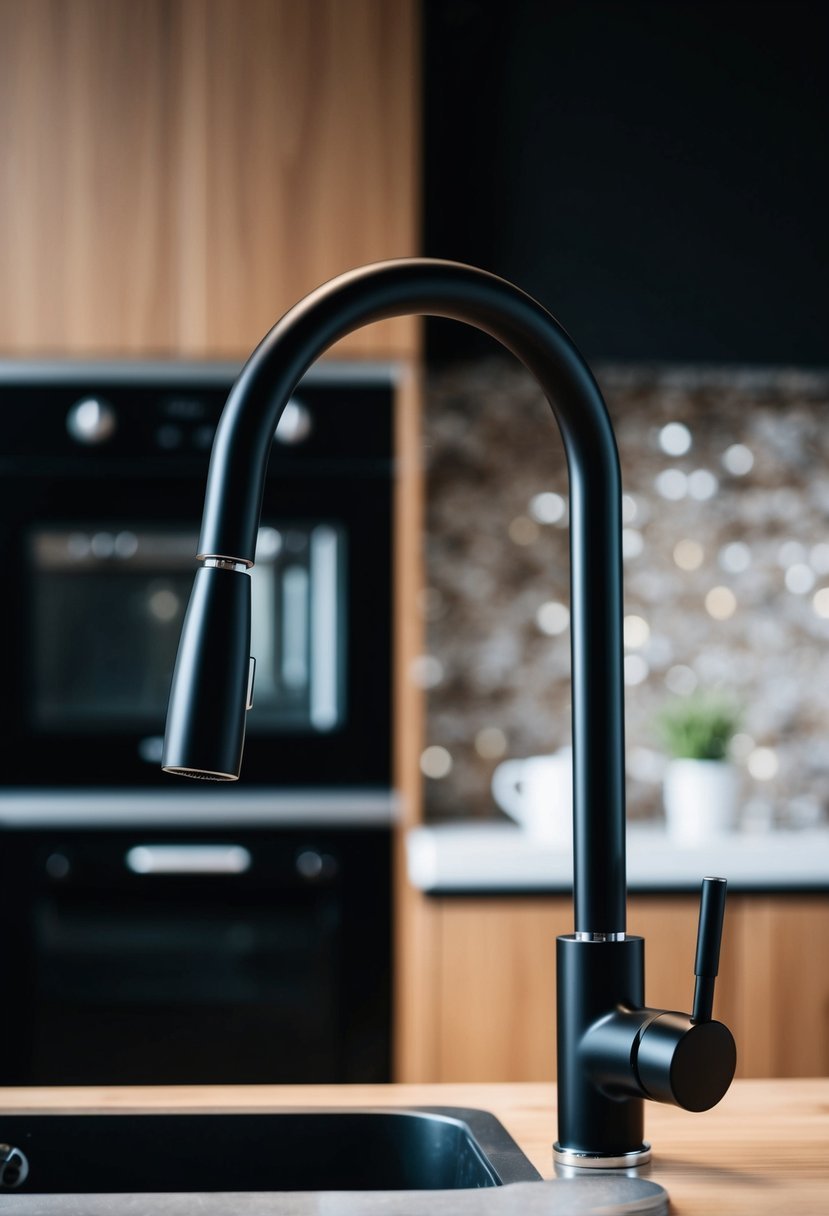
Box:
0 1108 542 1194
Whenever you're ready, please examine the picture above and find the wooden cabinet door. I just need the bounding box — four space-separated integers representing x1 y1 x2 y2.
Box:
0 0 418 357
421 893 829 1082
735 896 829 1077
431 896 567 1083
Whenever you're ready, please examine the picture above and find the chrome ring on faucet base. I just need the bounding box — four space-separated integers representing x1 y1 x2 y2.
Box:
202 556 251 572
553 1142 652 1170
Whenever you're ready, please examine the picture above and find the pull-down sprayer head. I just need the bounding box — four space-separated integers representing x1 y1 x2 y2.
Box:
162 559 252 781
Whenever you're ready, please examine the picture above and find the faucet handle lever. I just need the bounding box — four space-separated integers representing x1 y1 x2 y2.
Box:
692 876 727 1023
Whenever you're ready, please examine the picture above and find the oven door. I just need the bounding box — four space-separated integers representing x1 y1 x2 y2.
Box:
0 825 391 1085
0 467 392 787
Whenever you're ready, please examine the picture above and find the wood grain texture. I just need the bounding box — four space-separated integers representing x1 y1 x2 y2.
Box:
416 893 829 1083
391 361 435 1081
742 895 829 1077
192 0 419 357
0 0 419 356
0 1079 826 1214
392 361 426 841
435 898 571 1082
0 0 179 351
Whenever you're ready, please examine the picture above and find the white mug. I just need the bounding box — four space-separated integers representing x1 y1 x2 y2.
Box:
491 748 573 841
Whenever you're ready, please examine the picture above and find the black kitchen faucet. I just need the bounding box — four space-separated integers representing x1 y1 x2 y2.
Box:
162 258 736 1167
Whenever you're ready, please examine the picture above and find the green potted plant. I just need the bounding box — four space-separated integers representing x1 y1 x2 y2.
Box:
656 692 742 844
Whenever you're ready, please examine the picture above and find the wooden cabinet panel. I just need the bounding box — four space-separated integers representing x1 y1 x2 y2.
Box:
739 896 829 1077
406 892 829 1082
0 0 418 357
436 898 570 1083
0 0 180 352
195 0 419 357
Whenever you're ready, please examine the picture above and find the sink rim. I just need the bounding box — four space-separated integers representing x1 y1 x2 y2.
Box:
0 1104 544 1193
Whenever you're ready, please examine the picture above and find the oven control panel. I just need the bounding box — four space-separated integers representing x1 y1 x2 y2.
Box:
0 360 394 466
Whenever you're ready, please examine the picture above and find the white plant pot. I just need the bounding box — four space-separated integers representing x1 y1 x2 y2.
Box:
663 759 739 845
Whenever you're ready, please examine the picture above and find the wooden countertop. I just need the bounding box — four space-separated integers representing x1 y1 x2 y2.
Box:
1 1080 826 1214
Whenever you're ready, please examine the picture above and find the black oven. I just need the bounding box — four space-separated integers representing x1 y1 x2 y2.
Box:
0 360 394 788
0 361 397 1085
0 822 391 1086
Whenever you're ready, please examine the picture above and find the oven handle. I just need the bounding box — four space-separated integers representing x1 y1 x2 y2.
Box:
125 845 252 875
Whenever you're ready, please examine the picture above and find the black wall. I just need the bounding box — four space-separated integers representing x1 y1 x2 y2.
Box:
423 0 828 365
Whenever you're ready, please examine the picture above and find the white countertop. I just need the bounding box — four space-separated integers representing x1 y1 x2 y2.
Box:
406 822 829 893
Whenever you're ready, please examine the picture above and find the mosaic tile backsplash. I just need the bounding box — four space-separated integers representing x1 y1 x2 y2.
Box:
419 361 829 827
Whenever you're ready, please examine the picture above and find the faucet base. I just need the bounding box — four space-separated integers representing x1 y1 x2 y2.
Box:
553 1142 652 1170
556 934 648 1158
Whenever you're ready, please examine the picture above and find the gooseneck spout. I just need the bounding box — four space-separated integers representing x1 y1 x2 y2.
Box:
164 258 627 937
163 259 735 1166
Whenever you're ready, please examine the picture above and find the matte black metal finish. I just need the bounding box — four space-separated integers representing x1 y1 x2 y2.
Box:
557 881 736 1160
162 565 251 780
635 1013 736 1111
692 876 727 1022
162 258 737 1163
0 1109 541 1192
556 935 647 1156
174 258 627 936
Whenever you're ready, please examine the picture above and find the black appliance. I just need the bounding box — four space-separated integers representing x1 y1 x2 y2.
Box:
0 360 397 1085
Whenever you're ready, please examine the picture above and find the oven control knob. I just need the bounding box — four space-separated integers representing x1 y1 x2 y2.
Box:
275 398 312 445
295 850 339 882
45 852 71 880
67 397 117 445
